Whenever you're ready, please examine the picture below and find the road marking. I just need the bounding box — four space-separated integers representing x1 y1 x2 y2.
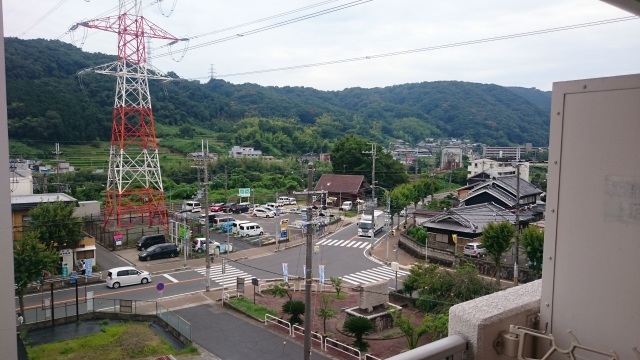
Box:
163 274 179 283
340 266 410 286
193 265 254 287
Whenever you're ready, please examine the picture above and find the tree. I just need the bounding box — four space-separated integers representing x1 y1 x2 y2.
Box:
316 294 338 334
28 201 84 251
342 316 373 351
423 313 449 340
392 310 430 349
282 300 305 325
268 281 293 301
520 226 544 277
402 262 438 296
14 231 60 316
330 276 343 298
482 222 516 284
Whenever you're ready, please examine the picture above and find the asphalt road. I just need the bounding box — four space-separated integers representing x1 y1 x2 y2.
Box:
175 305 330 360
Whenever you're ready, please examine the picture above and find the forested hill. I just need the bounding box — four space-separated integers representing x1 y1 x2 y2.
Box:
5 37 551 151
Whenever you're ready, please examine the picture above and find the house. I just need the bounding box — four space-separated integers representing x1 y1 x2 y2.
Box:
10 193 97 275
228 146 262 158
458 175 544 220
419 202 528 247
482 143 533 160
467 158 530 181
313 174 369 207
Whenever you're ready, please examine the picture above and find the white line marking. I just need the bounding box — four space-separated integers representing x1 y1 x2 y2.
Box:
163 274 179 283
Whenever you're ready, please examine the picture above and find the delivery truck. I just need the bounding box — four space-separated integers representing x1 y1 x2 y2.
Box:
357 210 385 237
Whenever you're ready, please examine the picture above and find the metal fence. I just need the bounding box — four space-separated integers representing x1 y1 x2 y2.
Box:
20 297 191 340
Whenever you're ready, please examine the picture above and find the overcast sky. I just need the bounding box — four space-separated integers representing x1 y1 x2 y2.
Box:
3 0 640 91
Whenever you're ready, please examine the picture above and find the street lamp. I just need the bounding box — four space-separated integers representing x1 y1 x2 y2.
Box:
226 195 235 259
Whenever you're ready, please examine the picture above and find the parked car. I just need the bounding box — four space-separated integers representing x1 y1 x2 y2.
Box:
106 266 151 289
238 222 264 237
210 203 226 212
463 242 487 257
253 207 275 218
138 243 180 261
183 200 201 213
136 234 166 251
192 238 221 254
341 201 353 211
230 203 250 214
222 203 236 213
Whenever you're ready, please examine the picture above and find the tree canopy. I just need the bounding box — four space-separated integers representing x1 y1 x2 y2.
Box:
482 222 516 284
28 201 85 251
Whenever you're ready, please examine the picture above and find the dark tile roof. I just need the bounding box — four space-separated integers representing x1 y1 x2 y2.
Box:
493 175 542 197
464 185 517 207
420 202 517 233
314 174 366 194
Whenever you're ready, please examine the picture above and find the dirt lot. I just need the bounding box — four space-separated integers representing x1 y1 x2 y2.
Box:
253 286 432 359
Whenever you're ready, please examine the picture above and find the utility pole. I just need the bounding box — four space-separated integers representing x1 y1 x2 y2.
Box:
203 140 211 292
53 143 63 192
514 164 521 286
363 144 376 249
224 166 228 198
303 163 314 360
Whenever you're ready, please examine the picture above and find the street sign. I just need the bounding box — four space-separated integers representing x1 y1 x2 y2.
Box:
113 234 123 246
280 218 289 228
85 259 93 276
238 188 251 197
280 230 288 240
156 282 165 292
282 263 288 282
61 263 69 279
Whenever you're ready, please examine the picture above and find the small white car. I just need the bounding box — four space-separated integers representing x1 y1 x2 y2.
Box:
253 207 275 218
106 266 151 289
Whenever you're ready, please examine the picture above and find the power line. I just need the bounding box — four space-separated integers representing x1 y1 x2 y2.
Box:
208 16 639 79
150 0 372 60
20 0 68 37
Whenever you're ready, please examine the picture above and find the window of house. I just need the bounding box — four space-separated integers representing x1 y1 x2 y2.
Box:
76 250 95 260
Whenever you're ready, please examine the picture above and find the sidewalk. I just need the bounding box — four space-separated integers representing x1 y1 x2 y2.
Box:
370 226 418 270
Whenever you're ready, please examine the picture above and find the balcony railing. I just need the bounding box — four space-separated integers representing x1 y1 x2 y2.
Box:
385 334 467 360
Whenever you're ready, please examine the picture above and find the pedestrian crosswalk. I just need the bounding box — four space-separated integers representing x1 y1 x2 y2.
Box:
340 266 410 286
193 265 253 287
316 238 370 248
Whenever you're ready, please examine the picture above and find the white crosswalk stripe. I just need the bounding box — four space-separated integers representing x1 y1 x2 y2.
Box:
316 238 370 248
340 266 410 286
193 265 253 287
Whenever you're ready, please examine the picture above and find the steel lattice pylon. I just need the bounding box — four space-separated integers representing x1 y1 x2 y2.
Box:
78 1 178 230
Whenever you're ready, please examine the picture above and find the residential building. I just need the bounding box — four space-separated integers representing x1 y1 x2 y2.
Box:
9 164 32 196
420 202 527 247
467 158 530 181
10 193 97 277
228 146 262 158
440 146 463 170
481 143 532 160
313 174 369 207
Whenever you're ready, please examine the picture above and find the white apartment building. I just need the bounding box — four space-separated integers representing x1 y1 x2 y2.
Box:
467 158 529 181
228 146 262 158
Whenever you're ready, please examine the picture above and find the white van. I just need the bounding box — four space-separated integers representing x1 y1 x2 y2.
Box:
238 222 264 237
231 220 252 235
183 200 201 212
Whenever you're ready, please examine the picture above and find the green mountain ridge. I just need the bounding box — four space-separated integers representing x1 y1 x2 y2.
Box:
5 37 551 153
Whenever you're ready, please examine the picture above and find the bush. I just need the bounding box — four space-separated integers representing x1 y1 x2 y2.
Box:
342 316 373 351
282 300 305 325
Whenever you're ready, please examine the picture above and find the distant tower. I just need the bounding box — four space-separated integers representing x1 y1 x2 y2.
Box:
78 1 179 230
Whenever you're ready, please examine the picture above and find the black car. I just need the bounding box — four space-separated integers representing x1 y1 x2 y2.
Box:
230 204 250 214
138 243 179 261
222 203 236 213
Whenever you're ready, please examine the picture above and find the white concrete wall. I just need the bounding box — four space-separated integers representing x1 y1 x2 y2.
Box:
449 280 541 360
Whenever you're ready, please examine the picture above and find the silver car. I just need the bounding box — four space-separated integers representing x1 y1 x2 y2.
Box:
463 242 487 257
106 266 151 289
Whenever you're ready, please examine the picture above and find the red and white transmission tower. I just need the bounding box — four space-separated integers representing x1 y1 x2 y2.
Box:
78 1 179 230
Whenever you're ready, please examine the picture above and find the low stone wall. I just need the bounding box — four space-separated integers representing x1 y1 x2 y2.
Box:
17 312 192 347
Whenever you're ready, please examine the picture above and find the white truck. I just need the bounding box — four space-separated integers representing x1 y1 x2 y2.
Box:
357 210 385 237
341 201 353 211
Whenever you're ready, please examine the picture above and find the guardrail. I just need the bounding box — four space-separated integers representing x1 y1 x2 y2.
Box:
292 325 323 349
325 337 361 359
264 314 292 336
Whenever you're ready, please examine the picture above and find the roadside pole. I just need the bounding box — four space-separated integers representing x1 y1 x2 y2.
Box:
303 163 314 360
203 140 211 292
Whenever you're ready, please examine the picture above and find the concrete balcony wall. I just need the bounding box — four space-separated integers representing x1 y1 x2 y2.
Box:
449 279 541 360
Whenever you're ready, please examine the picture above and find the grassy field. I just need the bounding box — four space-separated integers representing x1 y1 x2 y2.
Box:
227 297 277 320
26 322 197 360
